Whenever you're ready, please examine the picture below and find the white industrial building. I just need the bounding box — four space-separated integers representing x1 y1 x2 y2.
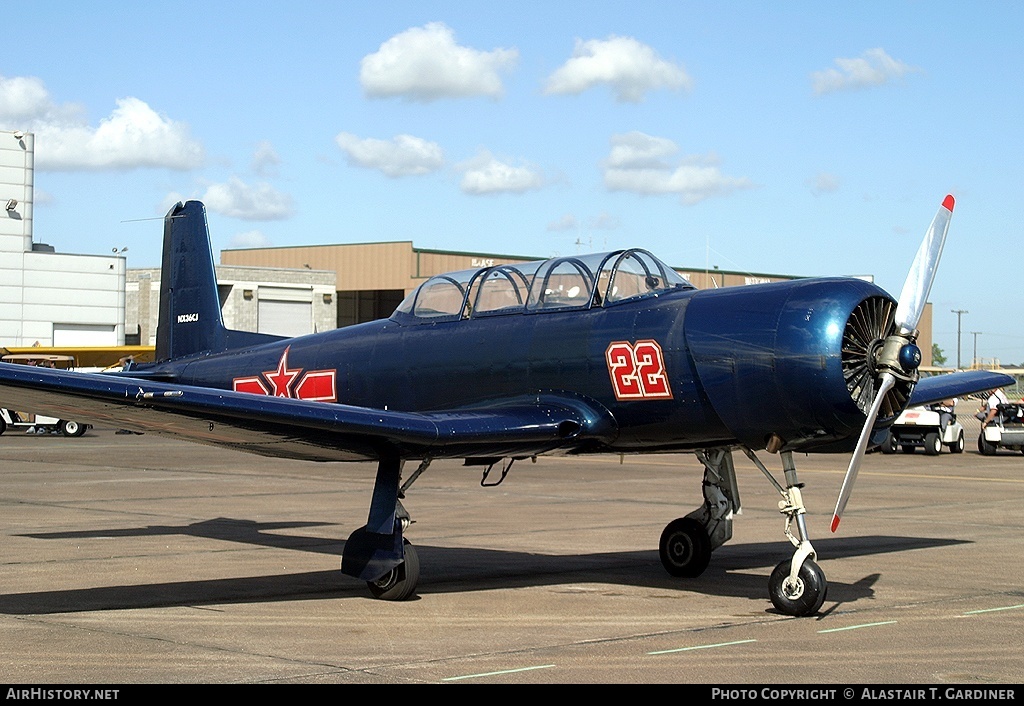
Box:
0 130 126 347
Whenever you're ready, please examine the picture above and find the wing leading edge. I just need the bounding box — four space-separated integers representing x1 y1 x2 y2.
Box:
907 369 1015 408
0 364 617 462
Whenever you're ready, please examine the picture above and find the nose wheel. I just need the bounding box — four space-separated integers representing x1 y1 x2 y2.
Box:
769 557 827 616
743 448 829 616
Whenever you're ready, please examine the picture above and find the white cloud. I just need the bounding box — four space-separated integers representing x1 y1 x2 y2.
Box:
547 214 578 232
603 132 753 205
457 149 545 195
228 229 273 249
606 131 678 169
0 75 61 123
811 48 920 95
201 177 294 220
251 140 281 177
360 22 518 101
0 75 204 171
336 132 444 177
808 172 840 195
544 36 692 103
589 212 621 230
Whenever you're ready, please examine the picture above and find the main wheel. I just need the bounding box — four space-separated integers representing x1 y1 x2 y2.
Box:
924 431 942 456
978 434 997 456
60 420 87 438
659 517 711 578
880 432 897 454
949 430 965 454
366 540 419 601
769 558 827 616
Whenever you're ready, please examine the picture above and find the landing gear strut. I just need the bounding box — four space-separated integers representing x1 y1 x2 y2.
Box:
743 449 828 616
658 448 740 579
658 447 828 617
342 455 429 601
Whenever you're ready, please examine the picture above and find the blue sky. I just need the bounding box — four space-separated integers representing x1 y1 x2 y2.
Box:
2 1 1022 364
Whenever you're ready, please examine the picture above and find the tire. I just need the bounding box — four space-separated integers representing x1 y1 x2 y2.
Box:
880 432 897 454
659 517 712 578
924 431 942 456
366 540 419 601
0 415 6 436
949 430 965 454
978 434 997 456
60 420 87 438
769 558 828 617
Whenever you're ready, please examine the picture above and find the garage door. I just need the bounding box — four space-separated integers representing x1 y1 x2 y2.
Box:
53 324 117 346
257 289 312 337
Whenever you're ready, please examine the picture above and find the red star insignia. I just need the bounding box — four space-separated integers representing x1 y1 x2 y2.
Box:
264 347 301 398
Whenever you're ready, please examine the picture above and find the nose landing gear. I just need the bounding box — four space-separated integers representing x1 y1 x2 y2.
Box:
658 447 828 617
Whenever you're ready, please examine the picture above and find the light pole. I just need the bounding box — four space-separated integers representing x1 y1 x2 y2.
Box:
951 309 968 369
971 331 981 369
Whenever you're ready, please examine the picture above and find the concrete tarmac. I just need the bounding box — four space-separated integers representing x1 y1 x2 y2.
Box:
0 421 1021 684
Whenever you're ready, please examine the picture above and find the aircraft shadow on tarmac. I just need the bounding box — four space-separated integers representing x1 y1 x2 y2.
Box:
0 517 968 615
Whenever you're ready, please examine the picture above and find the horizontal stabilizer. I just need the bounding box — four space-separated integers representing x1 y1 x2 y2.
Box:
908 370 1015 407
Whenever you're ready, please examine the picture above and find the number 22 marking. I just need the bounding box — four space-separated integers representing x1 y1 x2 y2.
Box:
605 340 672 401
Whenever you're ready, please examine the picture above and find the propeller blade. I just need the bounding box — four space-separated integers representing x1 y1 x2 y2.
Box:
831 373 896 532
893 195 954 334
832 195 957 532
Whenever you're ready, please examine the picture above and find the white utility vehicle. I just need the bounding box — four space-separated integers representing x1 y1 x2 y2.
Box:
881 402 964 455
0 354 91 437
978 403 1024 455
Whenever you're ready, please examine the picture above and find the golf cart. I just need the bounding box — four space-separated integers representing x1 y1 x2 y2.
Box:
0 354 91 437
881 401 965 455
978 402 1024 455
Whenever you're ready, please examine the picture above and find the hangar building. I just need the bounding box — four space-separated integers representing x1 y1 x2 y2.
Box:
218 241 933 367
219 242 804 327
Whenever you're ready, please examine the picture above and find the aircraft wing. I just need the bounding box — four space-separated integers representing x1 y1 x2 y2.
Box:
0 363 616 462
907 369 1015 407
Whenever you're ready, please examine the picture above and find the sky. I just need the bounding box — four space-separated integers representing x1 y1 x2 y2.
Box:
2 1 1022 365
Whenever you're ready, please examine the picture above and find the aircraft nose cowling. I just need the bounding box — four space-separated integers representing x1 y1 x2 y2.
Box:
683 277 898 452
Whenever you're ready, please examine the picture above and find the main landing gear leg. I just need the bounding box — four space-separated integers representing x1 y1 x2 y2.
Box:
659 448 740 578
742 449 828 617
341 453 421 601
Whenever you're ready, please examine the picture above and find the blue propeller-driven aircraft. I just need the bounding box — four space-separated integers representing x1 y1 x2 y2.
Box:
0 196 1011 616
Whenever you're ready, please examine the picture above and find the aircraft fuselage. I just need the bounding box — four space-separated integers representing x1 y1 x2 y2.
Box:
157 275 889 456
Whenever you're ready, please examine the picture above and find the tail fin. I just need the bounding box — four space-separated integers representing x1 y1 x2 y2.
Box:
155 201 282 362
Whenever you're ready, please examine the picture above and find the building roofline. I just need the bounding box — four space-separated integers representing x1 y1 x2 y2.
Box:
222 240 415 254
676 265 807 280
222 239 820 281
411 245 545 261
